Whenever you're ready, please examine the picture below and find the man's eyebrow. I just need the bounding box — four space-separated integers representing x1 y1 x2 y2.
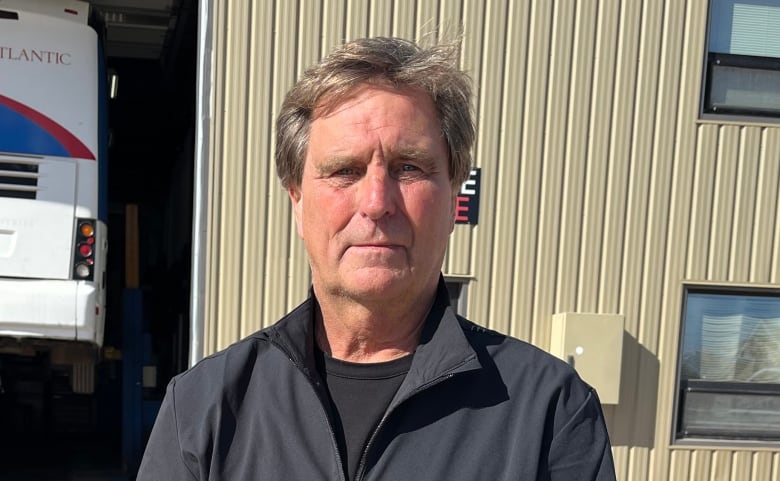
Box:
315 156 356 175
313 148 440 175
396 147 427 159
395 148 439 168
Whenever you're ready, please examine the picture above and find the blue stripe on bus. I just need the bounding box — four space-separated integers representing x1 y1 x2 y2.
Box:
0 104 70 157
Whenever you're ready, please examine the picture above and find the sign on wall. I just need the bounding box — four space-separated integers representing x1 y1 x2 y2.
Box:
455 168 481 225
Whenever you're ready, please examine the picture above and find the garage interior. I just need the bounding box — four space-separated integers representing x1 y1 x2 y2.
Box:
0 0 197 478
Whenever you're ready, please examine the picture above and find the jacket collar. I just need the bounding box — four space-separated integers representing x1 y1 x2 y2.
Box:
267 277 482 392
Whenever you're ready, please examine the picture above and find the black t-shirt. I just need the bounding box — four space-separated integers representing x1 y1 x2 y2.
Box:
316 348 413 481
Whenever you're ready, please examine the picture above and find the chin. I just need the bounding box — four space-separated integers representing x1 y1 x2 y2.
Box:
338 269 411 300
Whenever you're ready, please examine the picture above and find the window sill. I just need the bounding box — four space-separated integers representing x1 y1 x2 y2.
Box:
671 438 780 452
696 114 780 128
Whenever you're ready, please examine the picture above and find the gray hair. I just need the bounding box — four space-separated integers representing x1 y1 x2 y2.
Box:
275 36 474 189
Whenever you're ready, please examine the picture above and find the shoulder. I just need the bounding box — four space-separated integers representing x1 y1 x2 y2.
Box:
170 327 276 402
457 316 570 371
168 299 312 407
456 317 608 442
457 316 593 401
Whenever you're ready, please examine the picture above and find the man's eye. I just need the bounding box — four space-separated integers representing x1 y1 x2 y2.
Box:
335 167 358 176
401 164 419 172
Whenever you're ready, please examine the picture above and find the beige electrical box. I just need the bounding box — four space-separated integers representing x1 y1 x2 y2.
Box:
550 313 624 404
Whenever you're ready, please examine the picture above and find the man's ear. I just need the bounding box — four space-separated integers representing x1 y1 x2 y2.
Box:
288 185 304 238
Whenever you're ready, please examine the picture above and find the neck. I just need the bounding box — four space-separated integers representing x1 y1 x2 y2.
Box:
314 286 436 363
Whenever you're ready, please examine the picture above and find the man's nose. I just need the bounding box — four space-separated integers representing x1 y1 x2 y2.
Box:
359 168 397 220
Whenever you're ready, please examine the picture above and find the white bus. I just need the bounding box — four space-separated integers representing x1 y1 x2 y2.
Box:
0 0 108 364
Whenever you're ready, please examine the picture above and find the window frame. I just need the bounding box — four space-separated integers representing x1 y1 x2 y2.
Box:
673 284 780 446
703 52 780 117
701 0 780 121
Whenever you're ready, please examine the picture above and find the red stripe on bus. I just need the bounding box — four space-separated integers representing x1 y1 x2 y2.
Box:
0 94 95 160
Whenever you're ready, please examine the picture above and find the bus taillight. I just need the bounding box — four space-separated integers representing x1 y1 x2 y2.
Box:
74 263 91 278
73 219 96 280
80 223 95 237
78 243 93 257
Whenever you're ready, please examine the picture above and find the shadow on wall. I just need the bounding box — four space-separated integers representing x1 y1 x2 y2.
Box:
603 331 659 448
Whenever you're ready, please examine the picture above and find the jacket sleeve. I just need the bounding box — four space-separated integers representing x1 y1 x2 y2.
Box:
136 379 199 481
547 388 617 481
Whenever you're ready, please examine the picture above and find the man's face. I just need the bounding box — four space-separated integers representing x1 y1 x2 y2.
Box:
289 84 457 304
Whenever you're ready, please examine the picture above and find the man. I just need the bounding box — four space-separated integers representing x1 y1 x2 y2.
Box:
137 36 616 481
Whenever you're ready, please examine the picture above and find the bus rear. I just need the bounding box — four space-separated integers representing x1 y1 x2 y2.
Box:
0 0 107 348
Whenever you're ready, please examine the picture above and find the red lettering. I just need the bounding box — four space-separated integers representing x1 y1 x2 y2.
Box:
455 196 469 222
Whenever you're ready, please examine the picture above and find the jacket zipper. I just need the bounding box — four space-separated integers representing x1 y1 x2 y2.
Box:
271 339 348 481
354 372 456 481
304 372 348 481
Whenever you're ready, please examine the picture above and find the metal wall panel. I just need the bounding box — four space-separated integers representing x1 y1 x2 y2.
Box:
201 0 780 480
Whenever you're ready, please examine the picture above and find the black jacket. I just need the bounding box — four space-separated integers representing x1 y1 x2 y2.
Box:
137 282 616 480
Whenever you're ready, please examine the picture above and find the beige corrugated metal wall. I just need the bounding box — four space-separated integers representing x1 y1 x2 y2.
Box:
199 1 780 480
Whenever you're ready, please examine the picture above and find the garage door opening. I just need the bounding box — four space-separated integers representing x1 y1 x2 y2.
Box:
0 0 197 478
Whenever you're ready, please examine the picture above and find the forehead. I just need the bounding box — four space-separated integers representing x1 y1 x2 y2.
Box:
308 84 444 150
